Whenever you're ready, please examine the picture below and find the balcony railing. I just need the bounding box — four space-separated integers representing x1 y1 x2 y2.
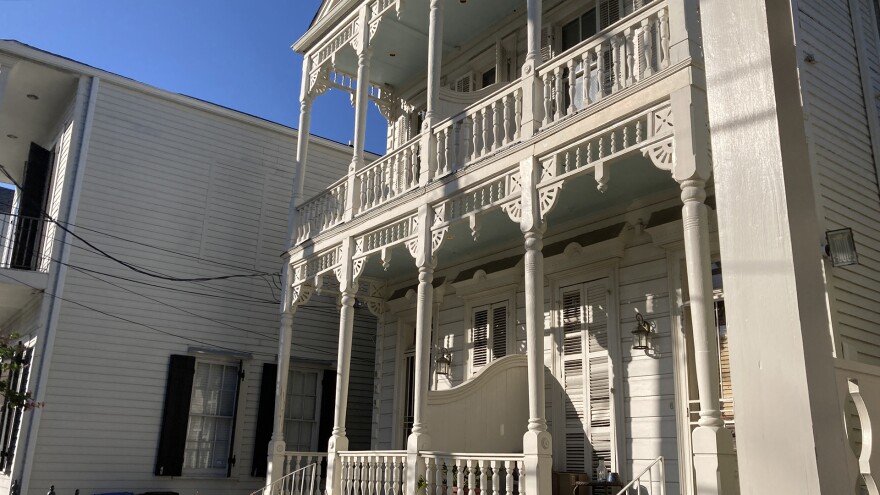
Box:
420 452 525 495
293 0 670 245
339 450 407 495
1 213 48 272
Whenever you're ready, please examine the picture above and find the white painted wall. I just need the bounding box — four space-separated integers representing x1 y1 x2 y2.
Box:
18 78 375 495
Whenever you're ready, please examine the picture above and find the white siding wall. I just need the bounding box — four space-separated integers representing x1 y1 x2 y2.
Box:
25 81 371 495
372 213 681 493
797 0 880 362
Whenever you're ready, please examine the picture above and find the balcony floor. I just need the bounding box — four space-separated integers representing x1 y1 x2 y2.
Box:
0 268 47 324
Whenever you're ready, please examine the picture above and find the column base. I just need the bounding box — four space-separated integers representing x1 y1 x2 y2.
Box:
523 429 552 495
266 439 287 494
406 431 431 495
326 434 349 495
692 425 739 495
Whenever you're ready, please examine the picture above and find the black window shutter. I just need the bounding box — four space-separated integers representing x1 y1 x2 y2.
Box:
155 354 195 476
251 363 277 477
226 361 244 478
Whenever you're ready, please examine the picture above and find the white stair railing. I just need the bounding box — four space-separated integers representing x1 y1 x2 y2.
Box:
615 457 665 495
253 462 319 495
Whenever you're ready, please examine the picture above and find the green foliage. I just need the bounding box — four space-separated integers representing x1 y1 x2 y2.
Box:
0 335 40 410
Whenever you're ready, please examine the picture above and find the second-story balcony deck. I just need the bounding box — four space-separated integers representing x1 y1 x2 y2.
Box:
292 0 686 250
0 212 50 324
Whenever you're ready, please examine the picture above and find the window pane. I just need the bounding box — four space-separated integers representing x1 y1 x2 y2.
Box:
582 9 598 39
183 361 239 474
562 18 581 51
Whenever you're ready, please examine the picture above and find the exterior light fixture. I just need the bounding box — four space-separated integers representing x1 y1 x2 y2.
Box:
435 348 452 376
632 313 654 351
26 94 39 100
825 228 859 267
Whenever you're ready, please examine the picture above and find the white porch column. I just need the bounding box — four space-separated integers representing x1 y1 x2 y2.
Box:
419 0 444 185
406 204 435 494
697 0 853 492
519 0 544 139
327 238 359 495
288 55 315 246
679 179 737 495
425 0 444 122
265 311 294 487
666 87 737 494
518 157 552 495
345 5 373 221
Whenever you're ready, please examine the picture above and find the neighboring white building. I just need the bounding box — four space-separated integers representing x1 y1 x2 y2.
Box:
272 0 880 494
0 41 379 495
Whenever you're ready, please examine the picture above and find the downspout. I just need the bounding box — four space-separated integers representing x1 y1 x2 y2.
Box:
18 75 99 495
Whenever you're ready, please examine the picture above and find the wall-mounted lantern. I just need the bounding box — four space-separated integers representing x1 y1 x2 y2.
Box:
435 348 452 376
632 313 654 351
825 228 859 267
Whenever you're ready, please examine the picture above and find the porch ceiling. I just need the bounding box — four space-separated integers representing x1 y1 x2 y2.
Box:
332 0 523 89
0 60 78 184
363 155 679 290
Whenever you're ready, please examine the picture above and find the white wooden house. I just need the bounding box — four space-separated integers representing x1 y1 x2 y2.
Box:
272 0 880 494
0 41 380 495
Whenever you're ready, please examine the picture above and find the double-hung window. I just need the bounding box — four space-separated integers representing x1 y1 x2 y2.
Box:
283 369 322 452
470 301 510 374
155 355 242 478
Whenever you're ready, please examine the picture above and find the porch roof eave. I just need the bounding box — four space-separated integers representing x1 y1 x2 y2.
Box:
293 0 362 54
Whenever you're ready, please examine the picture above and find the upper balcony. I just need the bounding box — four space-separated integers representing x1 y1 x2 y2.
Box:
290 0 699 257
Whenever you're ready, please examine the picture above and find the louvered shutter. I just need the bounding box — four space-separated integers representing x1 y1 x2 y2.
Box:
561 287 588 471
252 363 277 477
455 73 473 93
598 0 621 29
473 307 490 372
540 26 554 62
585 283 612 474
492 305 508 360
155 355 195 476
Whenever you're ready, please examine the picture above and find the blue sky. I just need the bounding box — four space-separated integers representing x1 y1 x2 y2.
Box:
0 0 388 154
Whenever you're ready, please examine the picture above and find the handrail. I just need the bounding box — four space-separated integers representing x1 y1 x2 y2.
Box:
420 451 525 461
536 0 664 75
251 462 318 495
615 456 665 495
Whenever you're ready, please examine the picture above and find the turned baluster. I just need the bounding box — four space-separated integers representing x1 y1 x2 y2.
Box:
611 129 617 155
374 456 382 495
586 141 593 165
494 99 504 149
543 73 553 125
460 116 473 165
505 461 514 495
554 65 564 120
436 128 448 175
595 44 605 100
482 106 492 155
479 460 489 494
384 456 393 495
625 27 635 85
435 458 445 495
567 58 577 114
427 458 436 495
598 136 605 160
492 461 501 495
360 456 368 495
466 459 475 493
472 111 483 160
636 119 643 143
518 461 526 495
583 50 593 106
623 125 630 148
613 35 624 92
514 89 523 140
404 146 414 188
641 18 654 77
659 8 670 68
392 458 401 495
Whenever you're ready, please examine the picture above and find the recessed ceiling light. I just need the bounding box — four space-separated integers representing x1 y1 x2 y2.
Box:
6 134 18 139
26 94 39 100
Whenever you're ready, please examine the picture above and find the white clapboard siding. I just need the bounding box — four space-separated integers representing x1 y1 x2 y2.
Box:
25 79 374 495
798 0 880 363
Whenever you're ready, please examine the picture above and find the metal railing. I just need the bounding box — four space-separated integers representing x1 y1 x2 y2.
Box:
0 213 47 272
615 457 665 495
252 462 320 495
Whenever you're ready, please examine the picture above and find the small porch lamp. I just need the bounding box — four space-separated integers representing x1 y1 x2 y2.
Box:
632 313 654 351
825 228 859 267
435 348 452 376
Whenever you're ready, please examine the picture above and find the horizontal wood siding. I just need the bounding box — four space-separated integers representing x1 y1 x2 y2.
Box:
26 81 371 495
798 0 880 363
